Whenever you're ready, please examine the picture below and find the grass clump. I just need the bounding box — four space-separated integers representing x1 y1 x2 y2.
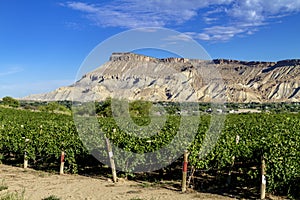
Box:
129 198 144 200
42 195 60 200
0 180 8 192
0 190 25 200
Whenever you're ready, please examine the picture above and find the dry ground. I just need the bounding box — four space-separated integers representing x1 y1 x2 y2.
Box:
0 164 287 200
0 164 236 200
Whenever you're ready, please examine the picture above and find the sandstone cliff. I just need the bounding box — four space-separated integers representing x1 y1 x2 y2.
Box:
23 53 300 103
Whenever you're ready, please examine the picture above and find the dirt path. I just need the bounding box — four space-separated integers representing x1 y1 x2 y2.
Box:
0 164 236 200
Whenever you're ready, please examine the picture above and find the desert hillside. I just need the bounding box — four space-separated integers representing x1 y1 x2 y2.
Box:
23 53 300 103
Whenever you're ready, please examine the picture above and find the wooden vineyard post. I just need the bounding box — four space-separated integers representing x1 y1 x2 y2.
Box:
260 156 266 199
60 151 65 175
227 135 240 186
105 137 117 183
24 153 28 169
23 138 29 169
182 150 189 192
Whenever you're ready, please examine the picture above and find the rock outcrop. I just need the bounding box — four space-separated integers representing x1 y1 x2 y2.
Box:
23 53 300 103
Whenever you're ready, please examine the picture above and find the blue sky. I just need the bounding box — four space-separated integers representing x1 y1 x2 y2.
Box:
1 0 300 98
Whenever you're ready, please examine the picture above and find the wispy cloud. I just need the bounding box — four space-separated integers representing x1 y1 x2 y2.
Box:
61 0 300 41
199 0 300 41
60 1 230 28
190 25 258 41
164 33 194 42
0 67 23 77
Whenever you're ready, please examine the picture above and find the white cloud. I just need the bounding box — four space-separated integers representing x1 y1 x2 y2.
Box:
197 33 211 41
0 67 23 77
197 24 262 42
164 33 194 42
187 26 246 41
226 0 300 24
203 17 219 24
208 26 243 39
64 2 98 12
61 0 300 41
199 0 300 41
61 1 233 28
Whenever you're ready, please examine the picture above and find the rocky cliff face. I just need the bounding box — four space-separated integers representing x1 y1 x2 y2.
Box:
23 53 300 103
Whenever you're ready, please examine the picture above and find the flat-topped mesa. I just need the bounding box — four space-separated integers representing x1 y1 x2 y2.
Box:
213 59 300 67
261 59 300 73
109 52 193 63
276 59 300 67
159 57 191 63
22 51 300 103
109 52 158 62
213 59 276 66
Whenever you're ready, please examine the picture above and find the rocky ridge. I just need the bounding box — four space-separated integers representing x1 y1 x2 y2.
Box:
23 53 300 103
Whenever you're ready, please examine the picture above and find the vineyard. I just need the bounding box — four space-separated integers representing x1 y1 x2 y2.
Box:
0 106 299 199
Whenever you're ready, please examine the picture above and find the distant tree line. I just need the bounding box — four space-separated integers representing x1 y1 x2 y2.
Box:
1 96 299 114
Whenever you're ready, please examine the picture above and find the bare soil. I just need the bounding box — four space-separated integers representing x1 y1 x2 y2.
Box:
0 164 236 200
0 164 287 200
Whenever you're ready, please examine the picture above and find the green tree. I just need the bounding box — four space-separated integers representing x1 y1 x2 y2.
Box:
129 100 152 117
1 96 20 108
96 97 112 117
39 102 69 113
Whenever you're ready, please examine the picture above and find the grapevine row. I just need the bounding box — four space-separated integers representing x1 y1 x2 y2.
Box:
0 107 299 197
